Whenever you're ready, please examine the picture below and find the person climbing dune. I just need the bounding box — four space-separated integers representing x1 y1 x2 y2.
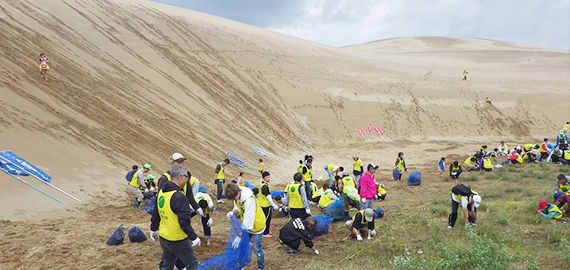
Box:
39 53 49 81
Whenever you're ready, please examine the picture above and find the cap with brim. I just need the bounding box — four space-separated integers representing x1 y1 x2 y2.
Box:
143 164 152 171
538 200 548 210
367 163 379 170
146 174 155 180
364 209 374 222
170 152 186 163
554 192 565 202
472 195 481 208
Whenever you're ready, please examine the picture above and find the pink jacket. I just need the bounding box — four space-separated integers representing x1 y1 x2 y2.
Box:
359 171 376 199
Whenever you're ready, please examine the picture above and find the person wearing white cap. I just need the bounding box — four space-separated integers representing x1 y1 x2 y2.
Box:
157 153 202 216
448 184 481 228
346 208 376 241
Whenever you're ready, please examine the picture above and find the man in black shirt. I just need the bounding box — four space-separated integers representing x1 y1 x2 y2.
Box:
279 216 319 255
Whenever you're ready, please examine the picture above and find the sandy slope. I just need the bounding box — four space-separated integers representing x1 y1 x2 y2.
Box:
0 0 568 268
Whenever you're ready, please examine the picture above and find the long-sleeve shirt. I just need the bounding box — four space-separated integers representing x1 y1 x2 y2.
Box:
352 212 374 230
150 181 198 241
359 172 377 200
233 187 265 234
282 182 309 210
279 218 314 249
137 170 147 189
553 176 570 193
157 170 199 211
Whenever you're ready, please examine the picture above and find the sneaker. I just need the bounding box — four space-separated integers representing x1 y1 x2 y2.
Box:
287 249 299 254
263 232 272 238
217 200 224 204
447 225 452 229
134 198 142 209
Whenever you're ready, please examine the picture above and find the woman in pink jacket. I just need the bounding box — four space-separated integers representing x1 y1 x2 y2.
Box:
359 163 378 210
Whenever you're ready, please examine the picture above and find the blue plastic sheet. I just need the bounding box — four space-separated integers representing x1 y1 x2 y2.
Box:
198 216 251 270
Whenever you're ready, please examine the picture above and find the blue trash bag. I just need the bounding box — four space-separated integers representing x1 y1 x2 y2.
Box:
407 172 421 186
325 197 346 221
392 168 400 180
144 198 154 207
198 216 251 270
128 226 147 243
271 191 285 198
144 205 155 214
199 186 207 193
244 181 255 189
547 142 556 150
373 207 384 219
313 215 334 238
105 224 125 246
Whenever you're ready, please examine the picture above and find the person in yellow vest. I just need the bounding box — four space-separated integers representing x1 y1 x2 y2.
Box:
394 152 407 180
150 165 201 270
375 183 387 201
447 184 481 228
498 141 509 156
302 159 313 200
235 172 245 187
141 174 157 199
464 156 479 171
537 200 563 220
352 154 364 188
560 149 570 165
506 151 523 165
157 153 202 217
317 183 338 209
191 192 215 245
284 173 311 220
309 181 320 204
554 174 570 195
449 161 463 179
128 163 151 210
324 164 339 187
225 183 267 270
563 122 569 135
346 208 376 241
259 171 279 238
539 138 549 161
258 159 264 175
338 172 360 220
479 157 493 172
463 70 468 80
214 158 230 203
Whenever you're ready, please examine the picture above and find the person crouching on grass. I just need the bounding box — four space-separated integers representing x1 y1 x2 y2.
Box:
537 200 563 220
279 216 320 255
346 208 376 241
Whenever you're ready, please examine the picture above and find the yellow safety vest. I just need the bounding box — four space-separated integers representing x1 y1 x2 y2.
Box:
129 169 143 188
238 177 245 187
377 186 387 196
318 191 334 207
451 165 460 172
352 210 369 227
165 172 187 195
464 157 473 165
303 166 312 182
524 144 533 152
311 182 318 199
515 153 523 164
326 164 336 171
396 157 405 171
545 204 563 220
564 150 570 161
454 190 478 204
258 162 264 172
353 159 362 172
237 194 266 233
195 194 211 215
287 182 304 209
190 176 196 186
558 183 570 194
483 158 493 169
342 176 355 193
216 162 225 180
258 182 271 208
540 143 548 153
157 190 188 241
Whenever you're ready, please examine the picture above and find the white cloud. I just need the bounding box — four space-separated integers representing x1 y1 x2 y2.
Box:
150 0 569 50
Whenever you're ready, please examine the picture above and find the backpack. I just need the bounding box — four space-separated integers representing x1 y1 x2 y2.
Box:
125 169 137 182
452 184 472 196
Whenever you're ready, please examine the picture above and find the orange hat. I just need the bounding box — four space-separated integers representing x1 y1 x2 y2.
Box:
538 200 548 210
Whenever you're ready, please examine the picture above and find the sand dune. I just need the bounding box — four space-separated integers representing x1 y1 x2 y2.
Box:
0 0 568 268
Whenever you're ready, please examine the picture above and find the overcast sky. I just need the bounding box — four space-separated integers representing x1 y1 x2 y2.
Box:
149 0 569 50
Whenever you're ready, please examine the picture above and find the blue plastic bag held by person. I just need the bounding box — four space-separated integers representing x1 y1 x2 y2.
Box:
198 216 251 270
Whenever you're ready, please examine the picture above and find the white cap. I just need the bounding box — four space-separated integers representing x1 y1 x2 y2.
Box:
472 195 482 208
169 152 186 163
